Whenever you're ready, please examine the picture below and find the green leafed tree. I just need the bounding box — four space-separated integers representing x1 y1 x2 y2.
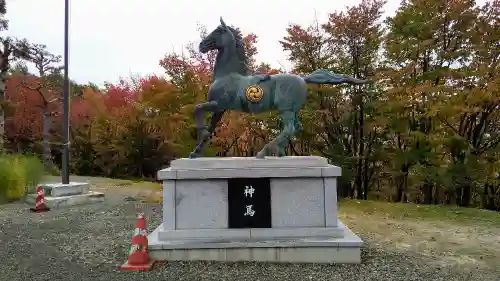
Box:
433 0 500 208
382 0 479 204
322 0 386 199
280 0 386 199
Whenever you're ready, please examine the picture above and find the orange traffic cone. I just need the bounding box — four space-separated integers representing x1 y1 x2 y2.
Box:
120 213 155 271
30 185 50 212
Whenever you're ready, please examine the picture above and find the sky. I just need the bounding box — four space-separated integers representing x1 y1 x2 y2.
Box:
6 0 405 86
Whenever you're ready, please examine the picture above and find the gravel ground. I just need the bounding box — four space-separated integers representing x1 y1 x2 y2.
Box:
0 189 497 281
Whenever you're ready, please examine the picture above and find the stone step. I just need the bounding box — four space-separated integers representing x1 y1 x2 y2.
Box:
26 191 105 209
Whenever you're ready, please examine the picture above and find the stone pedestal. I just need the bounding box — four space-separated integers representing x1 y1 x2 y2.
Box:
149 156 363 263
26 182 104 208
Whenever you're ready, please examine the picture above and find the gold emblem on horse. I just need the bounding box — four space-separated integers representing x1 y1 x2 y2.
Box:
245 85 264 103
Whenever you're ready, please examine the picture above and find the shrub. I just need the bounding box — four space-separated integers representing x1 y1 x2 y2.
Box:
0 154 46 203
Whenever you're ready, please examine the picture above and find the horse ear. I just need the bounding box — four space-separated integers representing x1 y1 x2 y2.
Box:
220 17 227 29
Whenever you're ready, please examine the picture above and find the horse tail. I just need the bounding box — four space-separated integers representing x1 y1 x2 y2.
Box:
302 69 368 85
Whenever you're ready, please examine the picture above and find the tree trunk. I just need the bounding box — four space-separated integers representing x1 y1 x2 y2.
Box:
422 182 433 204
0 74 5 151
433 185 440 204
340 181 355 198
395 180 403 202
358 94 366 200
362 161 369 200
354 166 363 199
353 103 364 199
458 181 471 207
395 165 409 202
485 185 499 211
42 109 53 169
481 184 497 210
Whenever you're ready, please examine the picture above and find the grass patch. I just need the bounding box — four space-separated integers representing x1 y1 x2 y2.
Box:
142 182 162 189
340 199 500 226
0 154 46 202
340 199 500 271
127 178 162 189
114 180 161 189
115 181 134 187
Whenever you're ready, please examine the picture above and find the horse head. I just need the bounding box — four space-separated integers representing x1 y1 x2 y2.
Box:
199 17 236 53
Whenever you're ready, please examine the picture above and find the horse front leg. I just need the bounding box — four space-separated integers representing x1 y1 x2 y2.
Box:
189 103 224 158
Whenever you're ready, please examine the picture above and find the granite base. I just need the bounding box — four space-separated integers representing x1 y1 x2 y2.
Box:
148 220 362 263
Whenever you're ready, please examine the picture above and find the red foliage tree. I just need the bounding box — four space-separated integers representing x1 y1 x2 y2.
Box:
280 23 331 73
4 75 61 155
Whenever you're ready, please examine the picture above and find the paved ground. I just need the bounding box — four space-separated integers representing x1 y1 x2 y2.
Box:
0 176 498 281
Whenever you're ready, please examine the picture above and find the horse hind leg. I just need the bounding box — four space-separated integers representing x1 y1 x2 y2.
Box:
294 112 302 132
276 112 300 156
276 135 291 157
256 111 296 159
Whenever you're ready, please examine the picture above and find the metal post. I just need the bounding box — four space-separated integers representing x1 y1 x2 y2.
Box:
61 0 70 184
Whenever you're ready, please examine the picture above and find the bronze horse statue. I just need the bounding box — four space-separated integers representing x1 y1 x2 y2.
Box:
189 18 368 159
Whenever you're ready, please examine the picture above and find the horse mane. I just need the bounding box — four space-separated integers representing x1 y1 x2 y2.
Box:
227 26 249 76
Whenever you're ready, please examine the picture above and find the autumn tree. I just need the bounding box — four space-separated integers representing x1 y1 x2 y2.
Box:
433 0 499 208
20 77 61 169
69 87 101 175
116 76 187 177
280 0 385 199
68 76 188 178
9 61 29 75
280 22 331 72
20 44 63 169
322 0 385 199
27 44 62 76
383 0 480 204
0 0 30 150
255 62 281 75
4 75 43 152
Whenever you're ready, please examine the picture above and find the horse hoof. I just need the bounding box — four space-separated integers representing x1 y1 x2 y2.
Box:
188 152 198 159
277 148 286 157
255 152 266 159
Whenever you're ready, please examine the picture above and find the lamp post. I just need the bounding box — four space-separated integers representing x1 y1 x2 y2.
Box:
61 0 70 184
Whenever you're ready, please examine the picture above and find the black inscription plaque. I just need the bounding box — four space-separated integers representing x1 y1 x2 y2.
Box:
228 178 271 228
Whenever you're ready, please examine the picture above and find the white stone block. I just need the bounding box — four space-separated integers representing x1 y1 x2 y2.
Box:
170 156 329 170
44 182 89 197
175 179 228 229
271 178 325 227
